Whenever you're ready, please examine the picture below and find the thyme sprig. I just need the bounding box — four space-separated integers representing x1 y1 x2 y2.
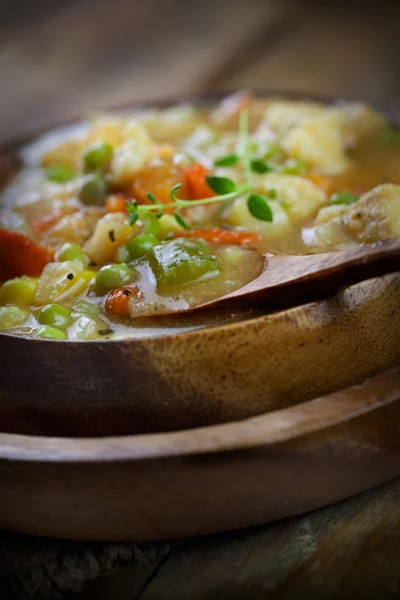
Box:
127 108 273 229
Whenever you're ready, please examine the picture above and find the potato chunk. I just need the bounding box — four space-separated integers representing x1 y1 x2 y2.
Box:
227 198 291 239
84 213 137 265
260 101 385 175
254 174 327 224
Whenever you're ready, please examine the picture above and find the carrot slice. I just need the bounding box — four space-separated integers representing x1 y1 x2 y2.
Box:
183 163 216 200
104 285 141 316
173 227 261 247
0 230 55 281
105 194 127 213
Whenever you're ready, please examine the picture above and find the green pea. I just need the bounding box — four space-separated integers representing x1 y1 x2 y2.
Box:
95 263 136 295
0 305 30 328
33 325 68 340
0 276 37 306
80 174 107 205
58 242 88 268
45 165 77 183
37 304 70 328
126 234 160 260
83 142 113 172
140 212 160 237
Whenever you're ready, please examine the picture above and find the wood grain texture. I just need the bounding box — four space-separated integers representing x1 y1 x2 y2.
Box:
0 369 399 542
137 478 400 600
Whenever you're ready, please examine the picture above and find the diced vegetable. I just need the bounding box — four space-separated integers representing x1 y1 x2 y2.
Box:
0 230 54 280
0 305 30 328
173 228 261 246
105 285 140 316
183 163 216 199
71 299 100 317
80 174 107 205
126 234 160 259
105 195 127 213
95 263 136 295
72 316 98 340
37 303 70 328
131 162 186 205
83 142 113 172
58 242 88 268
149 238 220 290
0 276 38 306
84 213 136 265
35 260 95 304
33 325 68 340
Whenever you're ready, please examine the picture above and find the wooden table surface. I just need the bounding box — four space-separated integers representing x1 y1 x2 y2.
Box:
0 0 399 598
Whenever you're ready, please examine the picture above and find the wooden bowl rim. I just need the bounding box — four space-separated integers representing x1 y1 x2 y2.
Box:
1 90 399 347
0 368 398 463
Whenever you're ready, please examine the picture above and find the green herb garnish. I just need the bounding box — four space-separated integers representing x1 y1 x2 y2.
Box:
250 159 273 174
214 154 239 167
174 212 191 230
126 108 273 226
247 194 273 222
205 176 237 195
330 192 360 206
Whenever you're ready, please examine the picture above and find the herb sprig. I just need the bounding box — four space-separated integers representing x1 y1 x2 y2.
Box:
127 109 273 229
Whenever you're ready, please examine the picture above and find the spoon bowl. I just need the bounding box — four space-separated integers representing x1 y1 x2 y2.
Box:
149 238 400 316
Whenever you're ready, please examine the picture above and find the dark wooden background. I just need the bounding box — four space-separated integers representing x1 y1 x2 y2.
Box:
0 0 400 142
0 1 399 598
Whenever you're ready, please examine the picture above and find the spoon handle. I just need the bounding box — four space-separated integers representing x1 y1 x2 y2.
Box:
219 237 400 309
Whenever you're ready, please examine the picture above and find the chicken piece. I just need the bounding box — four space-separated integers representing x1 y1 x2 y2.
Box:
312 184 400 250
343 184 400 243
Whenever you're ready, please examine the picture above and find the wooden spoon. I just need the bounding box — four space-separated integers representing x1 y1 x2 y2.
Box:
155 237 400 315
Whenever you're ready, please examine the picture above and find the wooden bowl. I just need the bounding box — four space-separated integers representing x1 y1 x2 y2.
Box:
1 93 399 437
0 368 399 541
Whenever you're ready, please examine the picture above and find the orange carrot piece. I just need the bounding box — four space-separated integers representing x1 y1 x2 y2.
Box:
307 174 334 195
183 163 216 200
0 230 55 281
173 227 261 247
104 285 141 316
105 194 127 213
